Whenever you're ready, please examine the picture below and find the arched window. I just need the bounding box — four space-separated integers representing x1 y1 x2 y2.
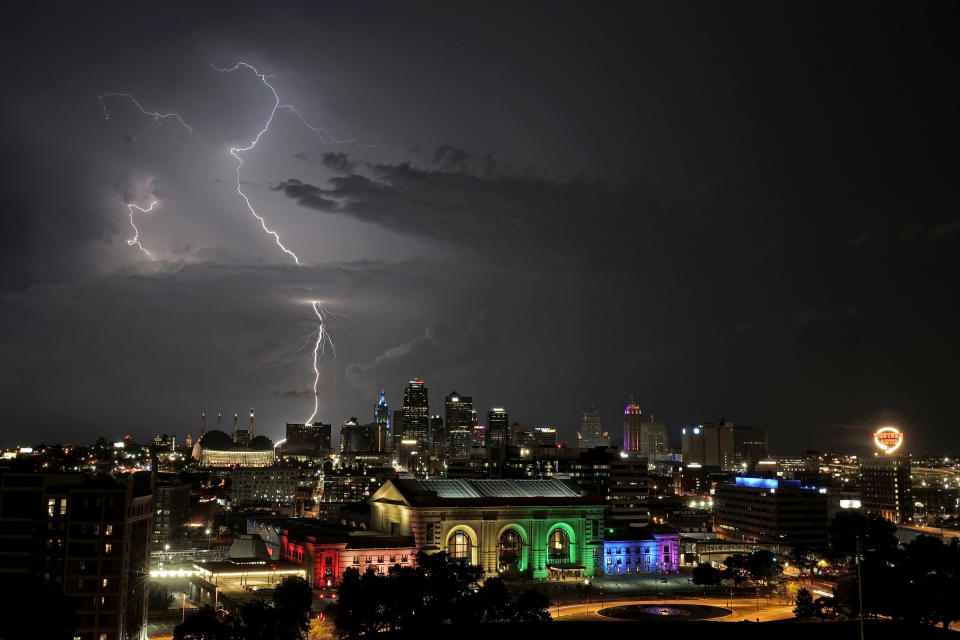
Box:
499 529 521 564
448 531 471 560
548 528 570 563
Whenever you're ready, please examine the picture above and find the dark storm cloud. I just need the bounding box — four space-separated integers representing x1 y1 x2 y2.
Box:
321 152 356 174
1 1 958 453
271 148 666 261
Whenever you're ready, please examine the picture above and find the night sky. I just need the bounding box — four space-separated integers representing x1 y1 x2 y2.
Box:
1 2 957 455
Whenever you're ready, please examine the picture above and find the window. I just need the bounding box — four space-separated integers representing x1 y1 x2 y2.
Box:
106 525 113 536
401 555 408 563
324 557 332 566
104 543 113 554
548 529 570 563
365 556 372 563
426 523 435 541
102 579 109 588
94 525 101 536
498 529 521 565
60 498 68 515
448 532 471 560
377 555 384 563
352 556 359 564
48 499 56 517
78 578 84 589
389 555 396 563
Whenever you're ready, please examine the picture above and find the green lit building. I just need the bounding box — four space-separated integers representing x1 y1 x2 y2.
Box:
369 478 606 578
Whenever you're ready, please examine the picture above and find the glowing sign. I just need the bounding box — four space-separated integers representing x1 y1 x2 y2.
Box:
873 426 903 454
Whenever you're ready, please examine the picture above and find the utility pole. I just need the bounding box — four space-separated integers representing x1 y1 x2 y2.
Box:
856 536 865 640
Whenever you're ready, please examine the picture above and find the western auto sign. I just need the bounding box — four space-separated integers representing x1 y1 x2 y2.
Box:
873 426 904 454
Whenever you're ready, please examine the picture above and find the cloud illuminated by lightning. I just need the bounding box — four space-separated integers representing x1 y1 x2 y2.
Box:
100 60 389 428
126 200 159 255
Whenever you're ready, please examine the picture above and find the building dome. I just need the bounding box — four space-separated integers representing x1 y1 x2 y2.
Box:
197 430 233 450
249 435 274 451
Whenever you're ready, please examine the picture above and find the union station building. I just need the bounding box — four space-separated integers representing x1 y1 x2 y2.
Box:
368 478 607 579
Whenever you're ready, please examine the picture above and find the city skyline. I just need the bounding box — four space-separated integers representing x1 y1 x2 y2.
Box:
1 2 957 455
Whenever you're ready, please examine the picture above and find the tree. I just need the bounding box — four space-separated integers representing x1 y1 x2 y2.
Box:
793 588 816 620
173 607 236 640
691 563 722 595
514 589 551 623
828 511 898 564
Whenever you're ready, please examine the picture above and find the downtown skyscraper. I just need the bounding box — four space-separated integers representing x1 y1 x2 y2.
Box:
445 391 474 460
577 406 609 448
374 389 391 451
401 378 430 449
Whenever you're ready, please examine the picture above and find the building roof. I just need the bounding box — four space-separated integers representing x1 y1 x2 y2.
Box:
378 478 604 507
345 534 416 550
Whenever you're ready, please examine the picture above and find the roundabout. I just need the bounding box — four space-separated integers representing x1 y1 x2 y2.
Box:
596 603 732 621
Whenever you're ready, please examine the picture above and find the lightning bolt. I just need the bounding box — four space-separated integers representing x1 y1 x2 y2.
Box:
210 62 301 265
304 300 337 425
126 200 159 255
100 60 388 430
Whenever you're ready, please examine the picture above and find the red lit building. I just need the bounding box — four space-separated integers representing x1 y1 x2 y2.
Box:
274 522 416 588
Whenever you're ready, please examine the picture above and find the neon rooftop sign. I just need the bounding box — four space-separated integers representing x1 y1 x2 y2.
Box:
873 426 903 454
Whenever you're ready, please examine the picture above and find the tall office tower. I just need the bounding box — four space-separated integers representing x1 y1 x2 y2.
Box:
861 427 912 524
401 378 430 448
861 456 913 524
445 391 474 461
0 471 154 640
510 423 535 446
430 415 445 454
733 425 769 469
639 422 669 456
533 426 558 447
682 421 735 470
681 425 705 465
340 418 388 454
284 422 332 454
486 407 509 447
622 402 644 450
577 406 608 448
375 390 391 450
704 421 735 470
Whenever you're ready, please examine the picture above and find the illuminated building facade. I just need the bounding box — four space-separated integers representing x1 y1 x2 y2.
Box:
714 477 829 546
446 391 474 461
622 403 644 451
602 530 679 575
232 467 298 506
369 478 606 579
374 390 391 450
861 456 912 524
0 470 154 640
401 378 430 449
154 472 189 543
860 427 912 524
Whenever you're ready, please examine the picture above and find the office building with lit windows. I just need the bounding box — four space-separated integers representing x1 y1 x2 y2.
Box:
714 477 828 546
401 378 430 449
369 478 605 579
0 470 154 640
602 528 679 575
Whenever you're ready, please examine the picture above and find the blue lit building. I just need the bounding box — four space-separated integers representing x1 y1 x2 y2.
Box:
602 528 679 575
714 477 828 546
375 390 391 450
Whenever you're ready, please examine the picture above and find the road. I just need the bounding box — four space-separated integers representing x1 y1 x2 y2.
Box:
554 595 795 623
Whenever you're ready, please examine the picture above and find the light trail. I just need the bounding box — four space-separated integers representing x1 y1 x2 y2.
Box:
126 200 159 255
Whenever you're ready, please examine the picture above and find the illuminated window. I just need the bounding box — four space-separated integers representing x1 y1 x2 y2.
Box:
499 529 521 565
48 499 56 517
548 528 570 563
60 498 68 515
448 532 471 560
352 556 359 564
102 579 109 588
106 525 113 536
104 543 113 554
